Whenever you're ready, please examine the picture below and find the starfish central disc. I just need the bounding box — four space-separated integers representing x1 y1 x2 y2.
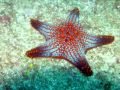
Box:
51 22 85 46
49 21 86 54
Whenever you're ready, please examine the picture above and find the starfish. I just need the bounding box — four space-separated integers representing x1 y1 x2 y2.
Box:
26 8 114 76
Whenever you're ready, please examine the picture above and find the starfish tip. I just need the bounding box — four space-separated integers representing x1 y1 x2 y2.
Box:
99 35 114 45
30 19 42 30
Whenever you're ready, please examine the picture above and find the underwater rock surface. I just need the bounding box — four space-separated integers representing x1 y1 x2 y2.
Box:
0 0 120 90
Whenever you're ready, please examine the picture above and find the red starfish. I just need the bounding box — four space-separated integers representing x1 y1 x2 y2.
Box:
26 8 114 76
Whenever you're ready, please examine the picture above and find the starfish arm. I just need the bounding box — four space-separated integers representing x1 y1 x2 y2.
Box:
26 45 58 58
67 8 79 24
65 56 93 76
30 19 52 39
74 57 93 76
63 47 93 76
26 39 63 58
26 45 49 58
85 35 114 52
26 46 66 61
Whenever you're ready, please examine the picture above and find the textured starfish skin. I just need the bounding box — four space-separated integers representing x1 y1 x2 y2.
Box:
26 8 114 76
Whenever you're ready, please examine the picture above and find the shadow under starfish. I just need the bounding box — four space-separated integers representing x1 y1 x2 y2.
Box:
26 8 114 76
